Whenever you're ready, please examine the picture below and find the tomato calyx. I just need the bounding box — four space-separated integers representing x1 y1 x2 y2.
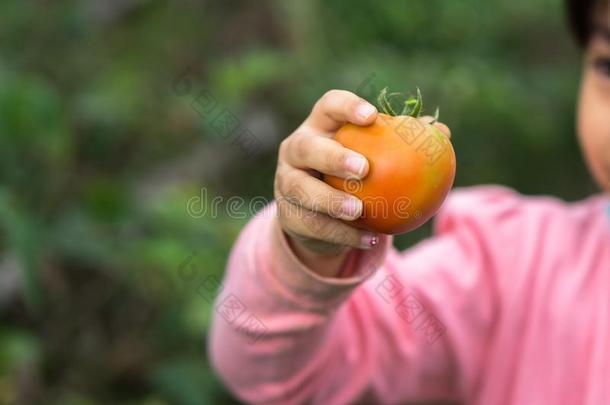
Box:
376 87 440 123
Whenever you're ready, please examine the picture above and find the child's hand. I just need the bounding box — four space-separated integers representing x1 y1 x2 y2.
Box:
273 90 450 271
274 90 381 258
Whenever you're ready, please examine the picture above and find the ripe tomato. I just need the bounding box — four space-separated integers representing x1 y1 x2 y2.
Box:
324 88 456 235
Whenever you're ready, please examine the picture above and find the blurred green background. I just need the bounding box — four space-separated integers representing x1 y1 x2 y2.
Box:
0 0 596 403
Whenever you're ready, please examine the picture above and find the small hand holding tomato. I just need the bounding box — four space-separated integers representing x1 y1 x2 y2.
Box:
274 88 454 276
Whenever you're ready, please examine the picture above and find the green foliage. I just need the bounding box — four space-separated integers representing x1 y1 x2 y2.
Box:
0 0 595 402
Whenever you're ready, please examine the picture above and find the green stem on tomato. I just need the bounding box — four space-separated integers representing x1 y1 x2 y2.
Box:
377 87 398 116
377 86 438 120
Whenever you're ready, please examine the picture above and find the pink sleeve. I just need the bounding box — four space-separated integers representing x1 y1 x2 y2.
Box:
209 186 521 404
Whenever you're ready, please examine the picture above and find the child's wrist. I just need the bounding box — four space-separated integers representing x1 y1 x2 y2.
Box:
286 233 351 278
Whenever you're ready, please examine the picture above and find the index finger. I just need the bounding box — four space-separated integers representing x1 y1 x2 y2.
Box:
303 89 378 133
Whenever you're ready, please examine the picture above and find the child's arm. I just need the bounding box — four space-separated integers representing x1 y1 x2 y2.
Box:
209 186 518 404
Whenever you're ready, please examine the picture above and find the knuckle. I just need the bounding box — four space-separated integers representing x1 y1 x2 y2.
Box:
277 193 301 224
278 138 289 156
293 134 310 162
328 148 348 174
328 192 347 217
312 92 331 113
326 222 352 244
301 211 329 235
332 226 358 246
286 178 307 204
322 89 340 101
348 96 364 112
309 190 330 213
276 195 289 217
320 89 348 108
274 167 287 193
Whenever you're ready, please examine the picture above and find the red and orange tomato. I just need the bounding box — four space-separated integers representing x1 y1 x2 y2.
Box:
324 89 456 235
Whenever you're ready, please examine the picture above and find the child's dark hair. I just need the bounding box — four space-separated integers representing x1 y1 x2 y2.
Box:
567 0 608 47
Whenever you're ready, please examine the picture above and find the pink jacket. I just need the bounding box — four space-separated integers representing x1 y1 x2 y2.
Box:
209 185 610 404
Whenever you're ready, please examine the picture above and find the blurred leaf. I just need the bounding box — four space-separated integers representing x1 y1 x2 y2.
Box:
150 358 237 405
0 189 44 312
0 328 40 375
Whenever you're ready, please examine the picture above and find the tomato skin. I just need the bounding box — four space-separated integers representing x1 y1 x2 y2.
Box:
324 113 456 235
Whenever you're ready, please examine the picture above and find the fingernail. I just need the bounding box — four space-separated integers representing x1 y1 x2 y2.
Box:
356 102 376 121
345 153 367 177
360 233 379 249
341 197 362 218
